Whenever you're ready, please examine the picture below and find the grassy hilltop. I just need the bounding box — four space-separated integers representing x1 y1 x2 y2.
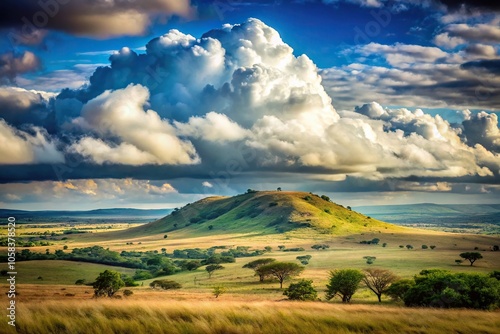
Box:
120 191 405 238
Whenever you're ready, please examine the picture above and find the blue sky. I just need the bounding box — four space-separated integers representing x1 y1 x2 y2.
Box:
0 0 499 210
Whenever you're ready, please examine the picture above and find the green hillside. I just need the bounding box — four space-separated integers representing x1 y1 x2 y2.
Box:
124 191 404 237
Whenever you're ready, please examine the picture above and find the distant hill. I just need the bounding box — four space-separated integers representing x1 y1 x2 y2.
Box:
0 208 173 223
355 203 500 226
128 191 404 236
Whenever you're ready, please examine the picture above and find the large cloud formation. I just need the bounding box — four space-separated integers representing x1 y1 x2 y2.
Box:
0 18 499 196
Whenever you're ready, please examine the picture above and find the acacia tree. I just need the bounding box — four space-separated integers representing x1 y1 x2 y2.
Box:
362 268 397 302
243 258 276 282
206 264 224 278
459 252 483 266
93 270 124 297
326 269 364 303
257 262 304 288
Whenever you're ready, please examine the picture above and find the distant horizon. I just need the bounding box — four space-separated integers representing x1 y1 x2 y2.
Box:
1 1 499 211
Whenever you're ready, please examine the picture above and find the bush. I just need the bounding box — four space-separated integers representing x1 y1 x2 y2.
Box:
75 279 86 285
123 289 133 297
430 245 436 250
386 279 415 301
421 245 428 249
320 195 331 202
311 244 329 250
283 247 305 252
404 270 500 310
149 280 182 290
284 279 318 301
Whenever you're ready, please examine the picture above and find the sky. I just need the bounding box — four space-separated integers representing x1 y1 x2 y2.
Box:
0 0 499 210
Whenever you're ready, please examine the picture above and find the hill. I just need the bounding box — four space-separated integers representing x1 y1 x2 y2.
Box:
128 191 404 237
0 208 173 223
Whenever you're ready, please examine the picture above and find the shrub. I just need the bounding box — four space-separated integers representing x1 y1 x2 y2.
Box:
421 245 428 249
404 270 500 310
386 279 415 301
75 279 86 285
149 280 182 290
283 247 305 252
320 195 331 202
430 245 436 250
123 289 133 297
311 244 329 250
284 279 318 301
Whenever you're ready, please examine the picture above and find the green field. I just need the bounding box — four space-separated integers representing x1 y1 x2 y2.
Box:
11 260 135 285
1 191 499 333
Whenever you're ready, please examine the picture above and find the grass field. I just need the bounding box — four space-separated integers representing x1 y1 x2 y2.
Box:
1 191 499 333
1 298 499 334
10 261 135 285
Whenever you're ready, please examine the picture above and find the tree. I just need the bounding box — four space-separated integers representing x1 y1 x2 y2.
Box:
320 195 330 202
257 262 304 288
459 252 483 266
206 264 224 278
213 285 227 298
406 245 413 250
208 225 214 230
283 279 317 301
243 258 276 282
93 270 125 297
164 234 168 239
277 187 282 191
421 245 428 249
278 245 285 251
430 245 436 250
264 246 272 252
326 269 364 303
363 268 397 302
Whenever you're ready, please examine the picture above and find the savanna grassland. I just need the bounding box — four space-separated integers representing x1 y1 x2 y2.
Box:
2 298 500 334
1 191 499 333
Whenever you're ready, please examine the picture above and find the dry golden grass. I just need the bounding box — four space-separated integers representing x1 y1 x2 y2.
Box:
2 298 499 334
